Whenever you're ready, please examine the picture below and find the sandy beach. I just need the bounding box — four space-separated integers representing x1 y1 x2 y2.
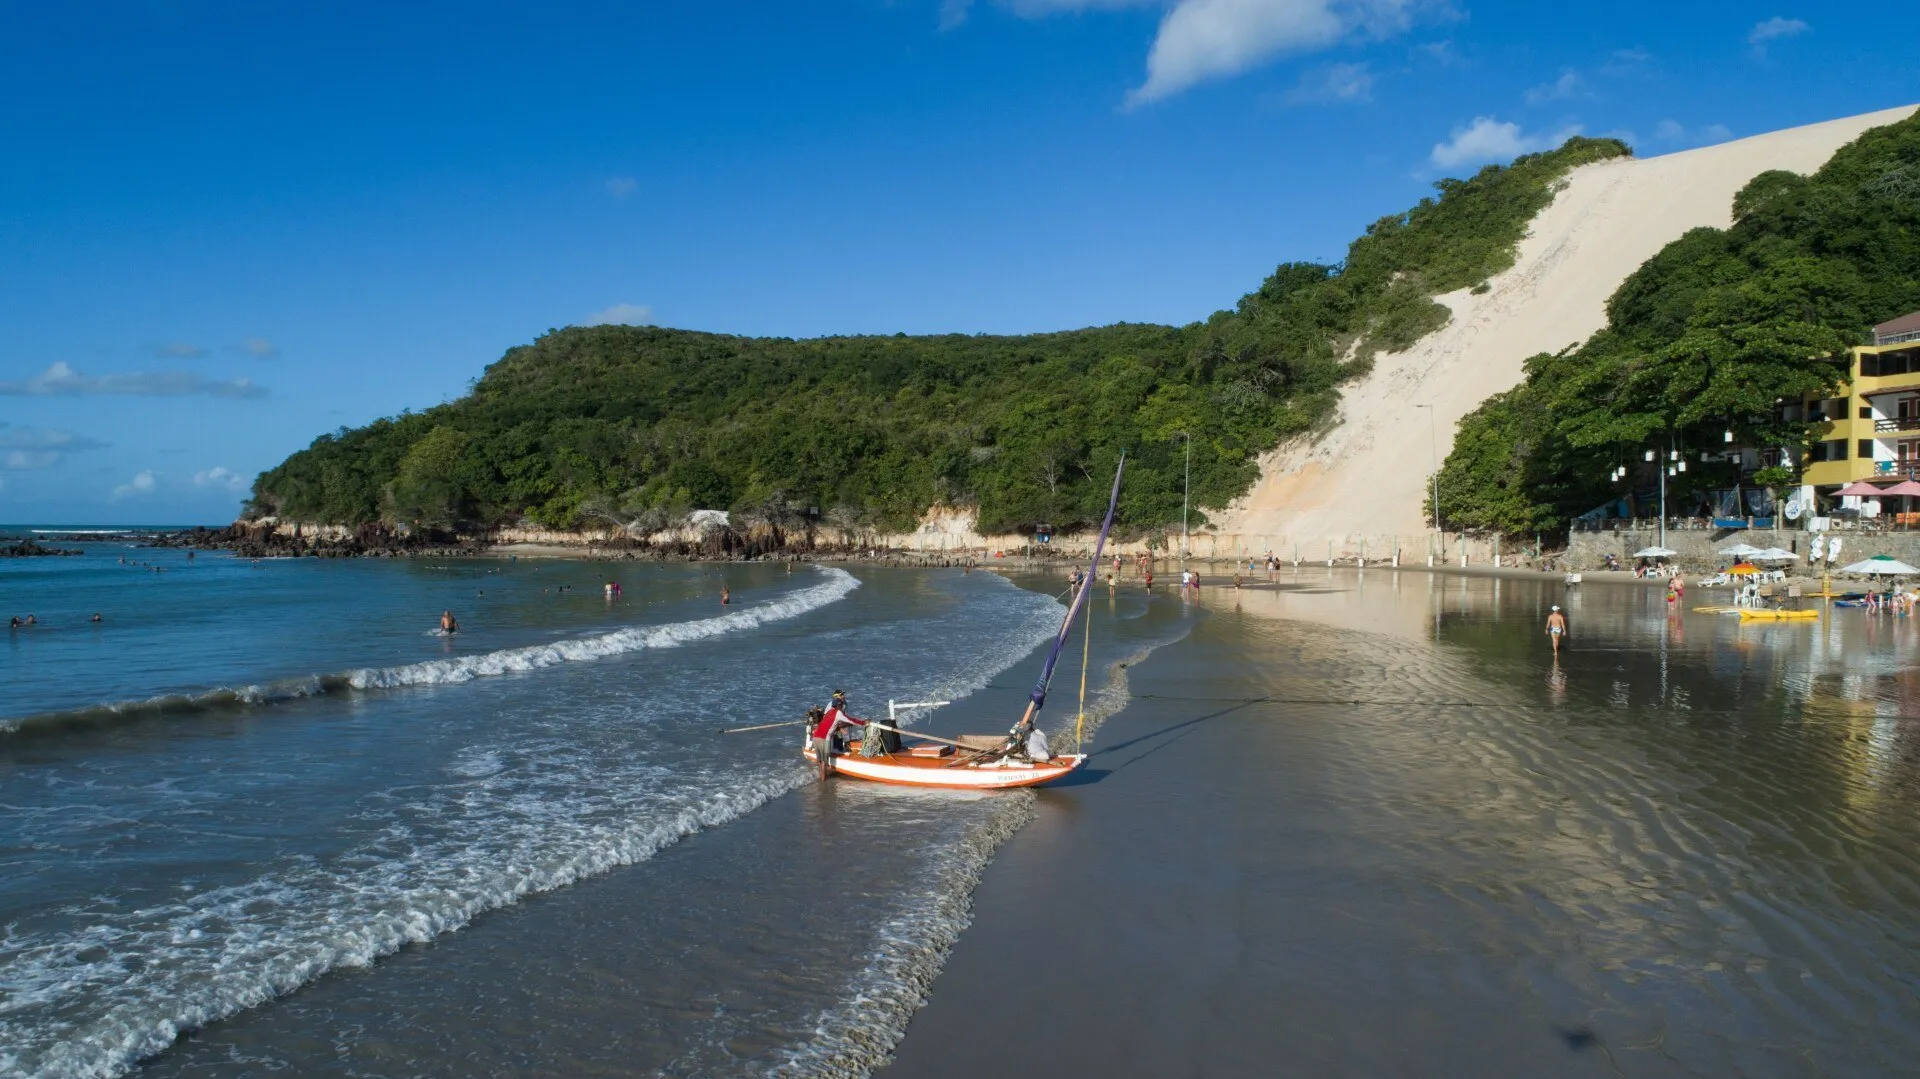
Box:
885 568 1920 1077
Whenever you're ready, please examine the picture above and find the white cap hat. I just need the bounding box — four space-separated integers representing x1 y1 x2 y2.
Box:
1551 605 1560 611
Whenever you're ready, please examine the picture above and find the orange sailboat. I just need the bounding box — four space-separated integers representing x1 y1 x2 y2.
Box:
801 453 1128 789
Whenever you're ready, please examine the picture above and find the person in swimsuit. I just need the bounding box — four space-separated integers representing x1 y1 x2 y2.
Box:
1546 605 1568 654
721 586 731 605
440 610 458 634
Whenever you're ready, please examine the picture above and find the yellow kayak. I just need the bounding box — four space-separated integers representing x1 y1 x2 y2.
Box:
1738 608 1819 621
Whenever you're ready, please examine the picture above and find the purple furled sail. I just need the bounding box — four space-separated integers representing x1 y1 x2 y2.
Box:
1026 452 1126 715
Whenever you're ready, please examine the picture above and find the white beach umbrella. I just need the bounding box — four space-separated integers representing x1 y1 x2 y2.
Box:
1717 542 1765 557
1632 546 1678 558
1754 547 1799 561
1839 555 1920 575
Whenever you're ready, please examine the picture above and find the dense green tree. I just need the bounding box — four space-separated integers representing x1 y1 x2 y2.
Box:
1435 112 1920 537
250 138 1633 537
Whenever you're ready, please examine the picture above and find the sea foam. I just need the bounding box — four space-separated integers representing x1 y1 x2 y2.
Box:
0 568 860 738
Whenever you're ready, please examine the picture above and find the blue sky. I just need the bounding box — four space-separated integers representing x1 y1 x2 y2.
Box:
2 1 1913 524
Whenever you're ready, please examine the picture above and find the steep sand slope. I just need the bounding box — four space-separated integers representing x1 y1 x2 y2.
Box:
1215 104 1918 552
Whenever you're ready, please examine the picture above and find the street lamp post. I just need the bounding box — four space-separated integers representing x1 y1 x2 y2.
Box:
1174 431 1191 565
1660 442 1669 552
1645 439 1672 552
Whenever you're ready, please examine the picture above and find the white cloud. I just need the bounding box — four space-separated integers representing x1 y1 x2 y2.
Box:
1283 61 1373 104
1523 70 1579 105
0 361 267 398
151 341 208 359
0 425 108 452
237 336 279 359
5 450 59 470
605 176 638 200
193 466 249 492
1415 38 1465 67
995 0 1436 106
1748 16 1808 57
111 470 158 501
1129 0 1428 106
1653 119 1734 148
1430 116 1583 169
585 303 654 326
1600 46 1650 77
0 424 108 470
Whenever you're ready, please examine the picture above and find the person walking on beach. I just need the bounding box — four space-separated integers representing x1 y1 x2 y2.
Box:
1545 605 1568 654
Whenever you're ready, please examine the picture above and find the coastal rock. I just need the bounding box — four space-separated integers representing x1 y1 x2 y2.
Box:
2 539 82 557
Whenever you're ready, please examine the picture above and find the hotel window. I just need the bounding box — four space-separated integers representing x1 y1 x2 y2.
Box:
1861 405 1874 419
1860 439 1876 458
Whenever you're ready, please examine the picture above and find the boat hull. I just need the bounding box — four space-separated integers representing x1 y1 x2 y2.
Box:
1738 609 1819 621
803 746 1087 789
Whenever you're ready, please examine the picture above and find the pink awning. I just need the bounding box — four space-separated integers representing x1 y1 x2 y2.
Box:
1837 481 1891 496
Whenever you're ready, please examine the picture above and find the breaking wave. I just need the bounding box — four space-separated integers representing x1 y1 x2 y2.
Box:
0 568 860 740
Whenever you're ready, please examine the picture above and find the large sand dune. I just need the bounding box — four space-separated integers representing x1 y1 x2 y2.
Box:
1214 104 1918 554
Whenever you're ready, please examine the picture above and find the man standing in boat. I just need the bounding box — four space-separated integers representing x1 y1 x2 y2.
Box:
811 690 867 768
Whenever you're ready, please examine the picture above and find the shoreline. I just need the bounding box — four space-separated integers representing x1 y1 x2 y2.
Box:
72 528 1835 594
878 567 1871 1076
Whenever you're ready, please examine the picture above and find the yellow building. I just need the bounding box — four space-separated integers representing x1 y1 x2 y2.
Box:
1801 311 1920 488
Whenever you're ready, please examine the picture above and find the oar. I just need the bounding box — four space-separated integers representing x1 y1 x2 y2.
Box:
717 719 811 734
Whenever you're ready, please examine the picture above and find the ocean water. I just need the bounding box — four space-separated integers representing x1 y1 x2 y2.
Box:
0 541 1193 1078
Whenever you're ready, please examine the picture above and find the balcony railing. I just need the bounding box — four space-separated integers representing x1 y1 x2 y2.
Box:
1874 417 1920 433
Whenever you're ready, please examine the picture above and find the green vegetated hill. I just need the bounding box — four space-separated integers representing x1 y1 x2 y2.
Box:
251 137 1630 538
1436 111 1920 536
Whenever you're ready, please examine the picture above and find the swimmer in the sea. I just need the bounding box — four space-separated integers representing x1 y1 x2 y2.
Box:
441 609 458 634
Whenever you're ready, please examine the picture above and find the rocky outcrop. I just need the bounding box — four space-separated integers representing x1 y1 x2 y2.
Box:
2 539 82 557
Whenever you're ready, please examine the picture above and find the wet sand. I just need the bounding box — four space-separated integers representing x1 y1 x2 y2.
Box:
886 570 1920 1077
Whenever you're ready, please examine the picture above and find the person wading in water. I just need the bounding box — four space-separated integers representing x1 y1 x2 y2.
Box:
810 690 867 777
1545 605 1568 655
